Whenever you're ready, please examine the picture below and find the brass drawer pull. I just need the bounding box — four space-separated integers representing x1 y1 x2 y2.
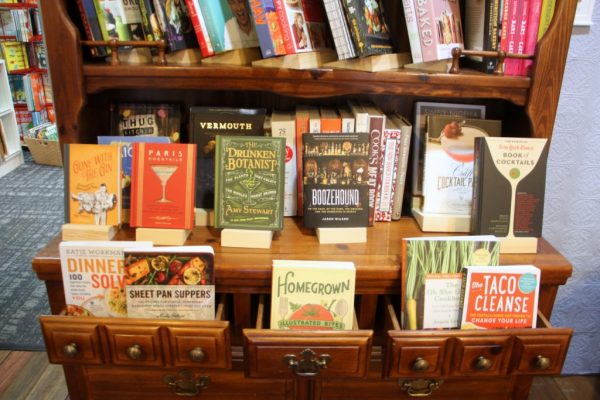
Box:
126 344 143 360
411 357 430 372
474 356 492 371
62 343 78 358
534 355 551 370
399 378 443 397
283 348 331 377
189 347 206 362
164 370 210 396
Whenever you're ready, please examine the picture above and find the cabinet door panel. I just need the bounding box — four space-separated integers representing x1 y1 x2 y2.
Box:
165 324 231 369
450 336 513 376
511 330 572 375
385 336 450 378
105 325 164 367
40 317 104 365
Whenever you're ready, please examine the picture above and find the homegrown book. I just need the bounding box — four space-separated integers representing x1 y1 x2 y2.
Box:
64 143 122 226
214 136 286 230
402 235 500 330
460 265 540 329
271 260 356 330
189 107 266 209
302 132 370 228
130 142 197 229
59 241 153 317
124 246 215 320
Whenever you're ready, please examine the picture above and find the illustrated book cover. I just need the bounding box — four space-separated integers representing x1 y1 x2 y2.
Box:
250 0 287 57
64 144 122 226
402 235 500 330
59 240 153 317
341 0 393 57
189 107 266 209
152 0 199 52
109 103 181 142
421 115 502 215
460 264 540 329
124 246 215 320
271 259 356 330
374 116 402 222
97 135 171 224
302 132 370 228
214 135 285 230
270 110 298 216
130 142 197 230
471 137 549 238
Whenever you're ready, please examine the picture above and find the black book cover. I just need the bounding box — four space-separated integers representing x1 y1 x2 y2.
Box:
341 0 393 57
302 132 370 228
153 0 199 52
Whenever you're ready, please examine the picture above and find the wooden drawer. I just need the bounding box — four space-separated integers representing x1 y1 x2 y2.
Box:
40 297 231 369
243 295 373 379
383 297 572 378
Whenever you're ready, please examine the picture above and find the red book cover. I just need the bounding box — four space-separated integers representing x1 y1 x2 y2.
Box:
503 0 523 75
185 0 214 58
130 142 197 229
522 0 543 75
374 122 401 222
273 0 296 54
460 265 540 329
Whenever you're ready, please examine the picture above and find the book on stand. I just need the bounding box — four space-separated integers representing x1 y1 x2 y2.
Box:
153 0 199 52
460 265 540 329
124 246 215 320
213 135 286 230
464 0 501 73
109 103 181 142
402 235 500 330
249 0 286 58
271 110 298 216
185 0 215 57
271 259 356 330
59 240 153 317
76 0 110 57
64 144 122 226
341 0 393 57
189 107 266 209
323 0 357 60
130 142 197 230
302 132 370 228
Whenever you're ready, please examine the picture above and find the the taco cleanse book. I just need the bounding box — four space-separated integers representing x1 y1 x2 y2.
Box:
271 260 356 330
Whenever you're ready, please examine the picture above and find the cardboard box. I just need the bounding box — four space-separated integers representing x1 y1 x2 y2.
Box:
24 138 62 166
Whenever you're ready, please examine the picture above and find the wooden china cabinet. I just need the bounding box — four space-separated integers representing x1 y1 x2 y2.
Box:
33 0 576 399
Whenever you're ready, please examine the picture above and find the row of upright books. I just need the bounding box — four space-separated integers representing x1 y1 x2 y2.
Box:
0 4 42 42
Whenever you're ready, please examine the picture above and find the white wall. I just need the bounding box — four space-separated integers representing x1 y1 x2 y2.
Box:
544 2 600 374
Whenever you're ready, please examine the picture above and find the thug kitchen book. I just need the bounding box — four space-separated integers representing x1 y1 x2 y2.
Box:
271 260 356 330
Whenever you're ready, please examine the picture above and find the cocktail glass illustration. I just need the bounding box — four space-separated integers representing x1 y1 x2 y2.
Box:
240 169 259 205
151 164 178 203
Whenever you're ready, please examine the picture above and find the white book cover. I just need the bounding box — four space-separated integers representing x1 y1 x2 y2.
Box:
271 110 297 216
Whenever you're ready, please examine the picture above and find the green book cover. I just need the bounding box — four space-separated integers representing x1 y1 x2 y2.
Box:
214 136 285 230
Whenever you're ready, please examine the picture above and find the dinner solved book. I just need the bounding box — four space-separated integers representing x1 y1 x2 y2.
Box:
271 260 356 330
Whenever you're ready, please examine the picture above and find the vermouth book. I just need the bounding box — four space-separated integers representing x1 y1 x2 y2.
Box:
124 246 215 320
214 136 286 230
460 265 540 329
302 132 370 228
64 144 122 226
271 260 356 330
59 241 152 317
130 142 196 230
189 107 266 209
471 137 549 237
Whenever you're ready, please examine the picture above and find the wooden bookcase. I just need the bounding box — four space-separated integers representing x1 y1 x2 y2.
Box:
33 0 577 399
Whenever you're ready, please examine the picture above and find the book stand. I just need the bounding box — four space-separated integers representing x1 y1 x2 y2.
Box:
135 228 191 246
403 59 451 73
221 229 273 249
499 237 538 254
324 52 411 72
61 224 117 241
252 50 337 70
316 227 367 244
411 206 471 233
164 48 202 65
116 48 153 64
202 47 261 66
195 208 214 227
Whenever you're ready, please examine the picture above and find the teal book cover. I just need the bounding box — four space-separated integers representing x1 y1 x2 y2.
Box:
214 136 285 230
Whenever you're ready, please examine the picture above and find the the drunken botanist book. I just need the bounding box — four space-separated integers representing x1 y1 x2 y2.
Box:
471 137 549 238
130 142 197 230
214 136 286 230
124 246 215 320
302 132 370 228
271 259 356 330
402 235 500 330
189 107 267 209
64 143 122 226
460 265 540 329
59 241 153 317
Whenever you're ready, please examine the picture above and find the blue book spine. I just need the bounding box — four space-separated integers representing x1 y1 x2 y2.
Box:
249 0 276 58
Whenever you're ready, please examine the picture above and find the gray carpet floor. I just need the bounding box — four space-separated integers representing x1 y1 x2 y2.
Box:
0 151 63 350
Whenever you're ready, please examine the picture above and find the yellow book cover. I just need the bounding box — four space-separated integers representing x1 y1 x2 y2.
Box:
270 260 356 330
64 144 122 226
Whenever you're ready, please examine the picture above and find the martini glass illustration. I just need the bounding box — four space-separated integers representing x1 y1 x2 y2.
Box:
240 169 259 205
151 164 178 203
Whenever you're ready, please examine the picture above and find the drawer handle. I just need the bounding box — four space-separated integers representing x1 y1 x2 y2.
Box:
283 348 331 377
126 344 143 360
411 357 430 372
399 378 443 397
534 355 551 371
164 370 210 396
188 347 205 362
62 343 78 358
474 356 492 371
